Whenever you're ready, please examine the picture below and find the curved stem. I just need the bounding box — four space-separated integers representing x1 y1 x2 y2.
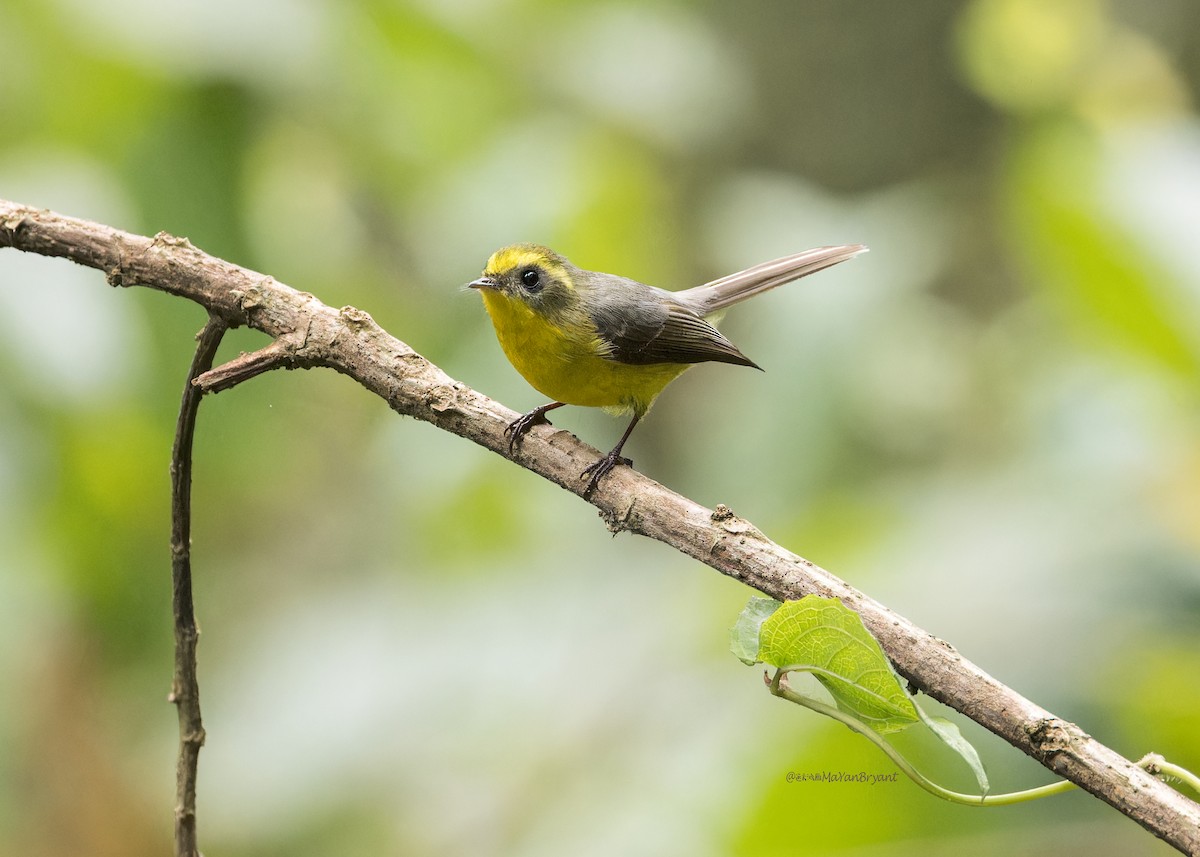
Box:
1139 754 1200 796
768 670 1076 806
169 315 227 857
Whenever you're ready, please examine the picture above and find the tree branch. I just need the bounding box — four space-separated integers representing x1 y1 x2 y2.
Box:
3 200 1197 854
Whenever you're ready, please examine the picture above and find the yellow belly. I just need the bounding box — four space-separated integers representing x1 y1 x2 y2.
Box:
481 290 688 416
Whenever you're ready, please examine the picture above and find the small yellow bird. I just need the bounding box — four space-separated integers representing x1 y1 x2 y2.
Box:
470 243 866 492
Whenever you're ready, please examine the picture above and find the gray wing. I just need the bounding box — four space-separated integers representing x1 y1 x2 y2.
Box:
586 283 759 368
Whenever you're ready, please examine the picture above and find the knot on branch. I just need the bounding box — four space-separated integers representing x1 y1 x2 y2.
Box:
1028 717 1082 758
0 206 34 246
339 305 375 328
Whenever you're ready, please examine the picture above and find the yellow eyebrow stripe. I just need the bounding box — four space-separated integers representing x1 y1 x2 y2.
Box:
483 244 571 289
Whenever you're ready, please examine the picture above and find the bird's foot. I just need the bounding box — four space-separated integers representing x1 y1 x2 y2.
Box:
581 450 633 495
504 405 559 455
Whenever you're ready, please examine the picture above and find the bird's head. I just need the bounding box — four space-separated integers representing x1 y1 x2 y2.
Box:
468 244 576 316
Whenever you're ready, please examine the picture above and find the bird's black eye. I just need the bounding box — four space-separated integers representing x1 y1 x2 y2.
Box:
520 268 542 292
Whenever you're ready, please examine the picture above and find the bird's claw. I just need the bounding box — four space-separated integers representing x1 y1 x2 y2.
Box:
581 451 633 495
505 410 551 455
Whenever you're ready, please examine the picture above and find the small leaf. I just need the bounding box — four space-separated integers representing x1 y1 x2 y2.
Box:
918 708 990 796
729 596 782 665
759 596 918 734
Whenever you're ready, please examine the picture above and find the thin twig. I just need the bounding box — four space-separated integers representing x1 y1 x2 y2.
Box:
2 199 1198 855
194 339 298 393
168 315 227 857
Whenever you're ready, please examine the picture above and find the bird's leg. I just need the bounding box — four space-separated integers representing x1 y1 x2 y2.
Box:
581 414 640 495
505 401 566 455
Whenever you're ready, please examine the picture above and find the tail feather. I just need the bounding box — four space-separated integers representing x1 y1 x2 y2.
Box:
675 244 867 317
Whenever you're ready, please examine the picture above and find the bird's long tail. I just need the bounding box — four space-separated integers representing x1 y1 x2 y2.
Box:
675 244 867 317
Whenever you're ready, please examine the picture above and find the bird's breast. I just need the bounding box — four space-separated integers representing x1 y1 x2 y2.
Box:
479 290 687 414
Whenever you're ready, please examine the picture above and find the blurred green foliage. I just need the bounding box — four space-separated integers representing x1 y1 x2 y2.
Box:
2 0 1199 855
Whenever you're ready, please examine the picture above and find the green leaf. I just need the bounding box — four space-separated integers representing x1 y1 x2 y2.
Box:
759 596 919 734
729 596 782 665
917 709 990 796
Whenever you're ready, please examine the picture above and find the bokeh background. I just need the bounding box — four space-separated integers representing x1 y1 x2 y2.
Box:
2 0 1199 854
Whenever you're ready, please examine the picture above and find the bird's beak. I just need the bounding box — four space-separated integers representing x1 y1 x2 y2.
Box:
468 276 500 291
